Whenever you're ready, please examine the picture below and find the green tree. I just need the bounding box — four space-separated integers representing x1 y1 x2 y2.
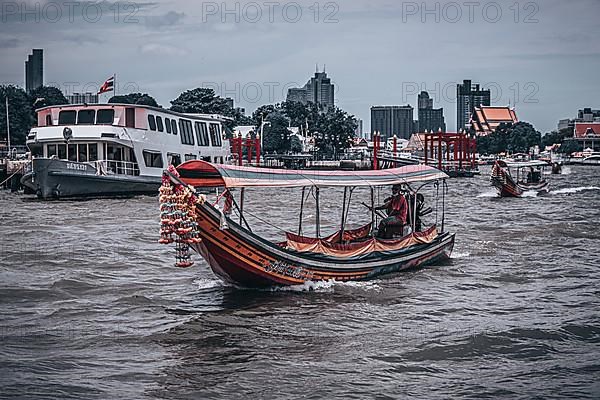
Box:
262 112 290 153
29 86 68 111
109 93 159 107
559 139 582 155
290 135 303 153
170 88 251 133
0 85 34 145
507 122 541 153
252 101 357 157
314 106 357 159
476 121 541 155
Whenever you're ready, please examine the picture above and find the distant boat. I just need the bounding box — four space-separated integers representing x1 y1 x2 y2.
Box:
581 154 600 165
21 103 231 199
490 160 549 197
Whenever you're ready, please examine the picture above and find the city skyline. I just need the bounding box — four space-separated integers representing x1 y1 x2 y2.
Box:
1 1 599 134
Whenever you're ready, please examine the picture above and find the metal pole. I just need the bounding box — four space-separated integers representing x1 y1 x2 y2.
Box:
298 187 306 235
239 188 245 225
370 186 375 235
315 186 320 238
339 187 348 243
5 96 11 155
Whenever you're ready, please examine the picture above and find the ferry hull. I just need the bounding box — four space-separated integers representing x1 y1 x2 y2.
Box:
26 158 160 199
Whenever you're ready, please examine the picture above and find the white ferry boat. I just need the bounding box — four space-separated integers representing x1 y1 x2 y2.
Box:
22 103 231 199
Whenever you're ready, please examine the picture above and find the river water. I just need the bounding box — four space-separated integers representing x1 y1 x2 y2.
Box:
1 166 599 399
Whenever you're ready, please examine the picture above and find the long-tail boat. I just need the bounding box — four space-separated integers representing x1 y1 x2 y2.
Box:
490 160 549 197
159 161 455 288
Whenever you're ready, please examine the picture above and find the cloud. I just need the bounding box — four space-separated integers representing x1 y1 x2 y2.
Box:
0 38 19 48
139 43 187 56
144 10 185 29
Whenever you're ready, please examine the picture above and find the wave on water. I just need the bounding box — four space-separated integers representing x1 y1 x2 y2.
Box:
270 279 382 293
477 190 497 198
551 186 600 195
560 166 572 175
194 278 227 290
451 251 471 259
521 190 539 198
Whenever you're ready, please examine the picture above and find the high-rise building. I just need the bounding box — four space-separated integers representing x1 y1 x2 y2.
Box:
25 49 44 93
456 79 490 132
286 67 335 109
66 92 99 104
417 91 446 132
370 105 415 140
354 118 363 138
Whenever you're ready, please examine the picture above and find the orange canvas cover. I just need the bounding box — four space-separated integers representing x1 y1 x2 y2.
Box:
286 226 439 258
286 223 373 245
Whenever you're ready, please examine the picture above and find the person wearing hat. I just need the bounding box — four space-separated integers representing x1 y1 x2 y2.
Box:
369 184 408 239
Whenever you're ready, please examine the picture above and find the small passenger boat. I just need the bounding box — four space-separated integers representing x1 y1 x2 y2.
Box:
159 161 455 288
490 160 549 197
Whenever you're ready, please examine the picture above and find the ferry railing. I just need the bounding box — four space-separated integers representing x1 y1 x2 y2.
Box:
94 160 140 176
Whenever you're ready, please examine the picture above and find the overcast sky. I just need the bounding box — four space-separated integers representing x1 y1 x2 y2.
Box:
1 0 599 133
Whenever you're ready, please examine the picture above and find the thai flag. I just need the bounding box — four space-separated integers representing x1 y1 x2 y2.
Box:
98 76 114 94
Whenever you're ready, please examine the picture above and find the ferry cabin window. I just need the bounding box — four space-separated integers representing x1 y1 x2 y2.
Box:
185 153 197 161
47 144 57 157
58 144 67 159
156 116 164 132
58 110 76 125
171 119 178 135
68 144 77 161
78 144 87 162
96 109 115 124
209 124 222 147
143 151 163 168
148 114 157 131
77 110 95 124
195 122 210 146
165 118 172 134
88 144 98 161
45 114 52 126
179 119 194 145
168 153 182 166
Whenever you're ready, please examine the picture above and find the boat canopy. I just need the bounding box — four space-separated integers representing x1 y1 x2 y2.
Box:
500 160 548 168
176 160 448 189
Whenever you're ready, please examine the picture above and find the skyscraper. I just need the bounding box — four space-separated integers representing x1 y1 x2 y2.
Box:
370 105 414 140
456 80 490 132
417 91 446 132
286 67 335 109
25 49 44 93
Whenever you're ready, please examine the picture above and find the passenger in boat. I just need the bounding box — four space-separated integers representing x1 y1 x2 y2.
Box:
527 167 541 183
406 192 426 232
371 184 408 239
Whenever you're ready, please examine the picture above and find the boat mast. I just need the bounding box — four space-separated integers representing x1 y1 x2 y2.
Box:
298 187 306 235
239 188 245 225
5 96 10 155
339 187 348 243
370 187 375 236
315 186 320 238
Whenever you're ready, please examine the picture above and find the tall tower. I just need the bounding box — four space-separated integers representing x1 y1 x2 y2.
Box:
456 80 490 132
25 49 44 93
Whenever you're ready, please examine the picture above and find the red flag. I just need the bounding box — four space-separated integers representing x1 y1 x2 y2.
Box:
98 76 114 94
